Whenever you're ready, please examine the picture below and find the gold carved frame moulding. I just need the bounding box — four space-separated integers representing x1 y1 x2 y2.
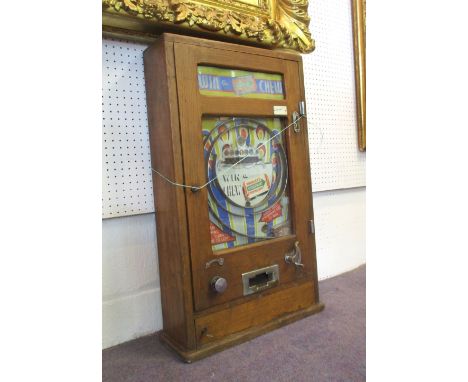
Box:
352 0 366 151
102 0 315 53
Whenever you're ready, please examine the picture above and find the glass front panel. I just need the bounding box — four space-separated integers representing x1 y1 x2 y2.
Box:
202 116 293 251
198 66 284 100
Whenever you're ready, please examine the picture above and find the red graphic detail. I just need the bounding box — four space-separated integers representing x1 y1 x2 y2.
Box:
210 222 235 245
259 202 283 223
239 127 248 139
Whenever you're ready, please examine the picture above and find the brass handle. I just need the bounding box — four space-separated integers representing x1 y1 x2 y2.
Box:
284 241 304 268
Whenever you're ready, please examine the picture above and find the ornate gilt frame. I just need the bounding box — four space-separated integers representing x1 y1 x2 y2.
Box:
102 0 315 53
352 0 366 151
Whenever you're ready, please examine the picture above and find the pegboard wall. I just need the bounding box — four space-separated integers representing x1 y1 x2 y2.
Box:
304 0 366 191
102 0 366 218
102 40 155 218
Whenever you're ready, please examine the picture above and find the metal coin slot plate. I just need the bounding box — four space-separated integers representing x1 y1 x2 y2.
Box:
242 264 279 296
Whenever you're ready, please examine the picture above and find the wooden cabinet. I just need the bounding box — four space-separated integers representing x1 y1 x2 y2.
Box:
144 33 323 362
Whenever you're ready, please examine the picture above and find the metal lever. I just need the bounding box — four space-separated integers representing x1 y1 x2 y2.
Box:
205 257 224 269
292 111 301 133
284 241 304 269
292 101 306 133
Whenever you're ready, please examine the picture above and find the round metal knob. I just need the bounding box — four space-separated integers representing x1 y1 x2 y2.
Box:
211 276 227 294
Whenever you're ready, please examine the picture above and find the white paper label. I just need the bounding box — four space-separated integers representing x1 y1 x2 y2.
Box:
273 105 288 116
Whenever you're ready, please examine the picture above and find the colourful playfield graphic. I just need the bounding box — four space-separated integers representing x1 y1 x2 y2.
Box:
202 116 292 251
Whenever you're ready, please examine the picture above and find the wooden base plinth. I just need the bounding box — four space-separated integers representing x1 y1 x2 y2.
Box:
160 302 325 363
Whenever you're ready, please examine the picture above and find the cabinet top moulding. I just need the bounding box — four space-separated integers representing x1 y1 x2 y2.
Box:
149 33 303 62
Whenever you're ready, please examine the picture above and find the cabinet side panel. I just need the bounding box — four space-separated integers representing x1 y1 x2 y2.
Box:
144 39 195 349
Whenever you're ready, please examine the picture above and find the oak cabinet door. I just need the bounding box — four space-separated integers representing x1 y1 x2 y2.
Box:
173 42 316 311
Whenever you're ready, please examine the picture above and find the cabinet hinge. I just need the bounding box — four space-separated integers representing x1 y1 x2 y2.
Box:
299 101 306 116
309 219 315 234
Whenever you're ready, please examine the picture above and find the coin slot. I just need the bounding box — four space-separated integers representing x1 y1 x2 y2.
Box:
248 272 272 288
242 264 279 296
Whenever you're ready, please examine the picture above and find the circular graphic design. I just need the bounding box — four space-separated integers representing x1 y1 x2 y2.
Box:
203 118 291 243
